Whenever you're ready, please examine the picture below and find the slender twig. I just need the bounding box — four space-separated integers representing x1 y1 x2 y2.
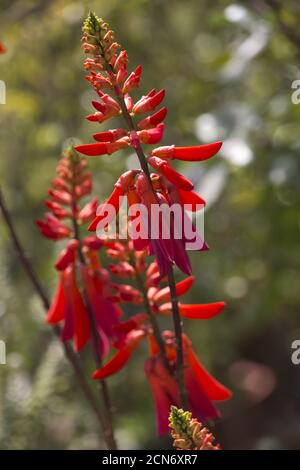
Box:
69 158 117 450
0 187 109 443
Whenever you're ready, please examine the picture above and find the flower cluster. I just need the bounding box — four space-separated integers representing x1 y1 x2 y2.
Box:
75 12 222 276
36 13 232 443
36 147 126 353
91 240 231 435
169 406 220 450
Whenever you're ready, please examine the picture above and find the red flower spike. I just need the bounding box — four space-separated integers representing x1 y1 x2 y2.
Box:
178 302 226 319
137 107 167 130
173 142 222 162
132 89 165 114
153 276 195 304
92 329 145 380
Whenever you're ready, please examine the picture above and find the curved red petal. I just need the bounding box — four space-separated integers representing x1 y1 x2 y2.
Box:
188 348 232 401
75 143 108 157
159 164 194 191
178 188 206 210
174 142 222 161
92 330 145 379
154 276 195 304
178 302 226 319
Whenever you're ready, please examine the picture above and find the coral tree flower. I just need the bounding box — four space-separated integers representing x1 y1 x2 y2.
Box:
93 328 231 435
37 147 125 354
75 12 223 276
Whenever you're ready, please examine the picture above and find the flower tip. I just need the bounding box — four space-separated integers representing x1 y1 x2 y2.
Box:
135 65 142 75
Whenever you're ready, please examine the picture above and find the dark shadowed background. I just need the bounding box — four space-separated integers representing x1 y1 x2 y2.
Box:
0 0 300 450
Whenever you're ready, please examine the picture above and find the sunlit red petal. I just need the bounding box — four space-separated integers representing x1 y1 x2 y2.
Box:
173 142 222 161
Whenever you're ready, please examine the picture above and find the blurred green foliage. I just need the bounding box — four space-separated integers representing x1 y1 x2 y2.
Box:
1 0 300 449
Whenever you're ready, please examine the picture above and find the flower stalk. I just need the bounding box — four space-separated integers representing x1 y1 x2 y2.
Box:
81 12 186 403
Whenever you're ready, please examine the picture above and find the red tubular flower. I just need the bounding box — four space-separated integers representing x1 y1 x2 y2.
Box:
47 266 90 352
113 313 148 334
151 141 222 162
158 301 226 319
137 107 167 130
138 124 164 145
178 302 226 319
48 188 71 205
75 137 129 157
36 214 71 240
88 170 137 232
46 274 65 324
145 356 180 435
92 328 146 379
93 128 127 142
60 266 90 351
177 188 206 210
132 89 165 114
55 240 79 271
147 156 194 191
122 65 142 93
152 275 195 304
109 261 135 278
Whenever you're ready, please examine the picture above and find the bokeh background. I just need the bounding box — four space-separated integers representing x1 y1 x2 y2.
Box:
1 0 300 450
